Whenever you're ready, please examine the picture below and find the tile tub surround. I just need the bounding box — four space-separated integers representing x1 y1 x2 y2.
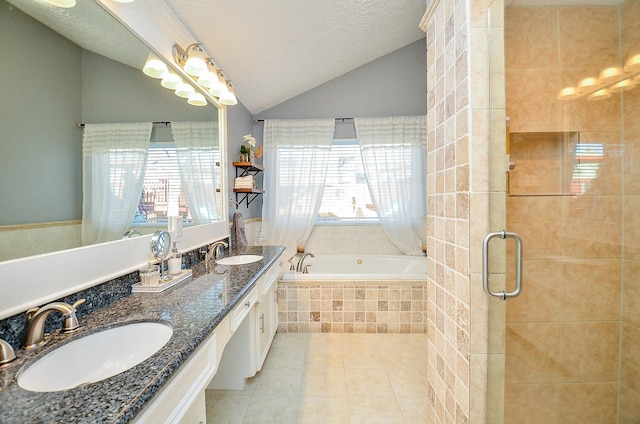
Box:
277 282 428 334
0 245 284 424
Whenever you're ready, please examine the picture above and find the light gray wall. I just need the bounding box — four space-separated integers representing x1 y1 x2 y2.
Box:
1 3 219 226
254 39 426 120
1 4 82 225
229 39 426 221
226 101 261 219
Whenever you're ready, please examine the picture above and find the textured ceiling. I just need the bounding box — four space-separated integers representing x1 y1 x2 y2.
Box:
162 0 427 114
6 0 149 70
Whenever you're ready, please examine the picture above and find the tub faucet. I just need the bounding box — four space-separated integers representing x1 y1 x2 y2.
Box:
296 253 315 273
24 299 85 349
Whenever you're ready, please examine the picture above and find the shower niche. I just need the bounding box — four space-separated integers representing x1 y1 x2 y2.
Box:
507 131 606 197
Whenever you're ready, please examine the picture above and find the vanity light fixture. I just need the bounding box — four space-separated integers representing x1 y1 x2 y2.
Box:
187 92 207 106
598 66 622 84
559 52 640 101
143 53 168 78
174 43 208 77
577 77 600 93
218 82 238 105
624 53 640 73
557 86 580 101
161 72 182 90
609 78 635 92
173 43 237 106
587 88 611 101
196 70 218 89
175 82 195 99
209 71 229 97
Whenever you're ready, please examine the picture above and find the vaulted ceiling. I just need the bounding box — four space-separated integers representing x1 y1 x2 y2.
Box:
162 0 428 114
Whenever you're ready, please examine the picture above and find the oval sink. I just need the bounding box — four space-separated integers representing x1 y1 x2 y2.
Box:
216 254 263 265
18 321 172 392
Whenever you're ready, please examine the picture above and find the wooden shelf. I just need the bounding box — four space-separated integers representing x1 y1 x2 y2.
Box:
233 163 264 207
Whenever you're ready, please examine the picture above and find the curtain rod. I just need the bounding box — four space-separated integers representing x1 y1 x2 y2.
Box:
253 117 354 124
76 121 171 128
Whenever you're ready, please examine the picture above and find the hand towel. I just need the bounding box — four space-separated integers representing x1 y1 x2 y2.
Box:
232 211 248 249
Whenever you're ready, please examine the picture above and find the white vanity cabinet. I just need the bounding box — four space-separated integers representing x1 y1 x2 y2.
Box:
209 256 283 390
256 259 282 371
132 332 217 424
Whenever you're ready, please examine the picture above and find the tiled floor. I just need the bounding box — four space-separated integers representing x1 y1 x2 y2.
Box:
205 332 428 423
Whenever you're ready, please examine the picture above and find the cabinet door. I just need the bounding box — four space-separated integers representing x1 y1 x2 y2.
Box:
256 283 275 371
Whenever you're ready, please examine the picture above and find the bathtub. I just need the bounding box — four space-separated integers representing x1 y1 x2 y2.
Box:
279 254 427 282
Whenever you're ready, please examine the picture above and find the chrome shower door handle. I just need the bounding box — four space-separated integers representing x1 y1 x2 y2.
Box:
482 230 522 300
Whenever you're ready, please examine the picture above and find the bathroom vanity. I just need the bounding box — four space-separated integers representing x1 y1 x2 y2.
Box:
0 245 284 424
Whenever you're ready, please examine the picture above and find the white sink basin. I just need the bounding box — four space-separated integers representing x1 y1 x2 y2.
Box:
216 254 263 265
18 321 172 392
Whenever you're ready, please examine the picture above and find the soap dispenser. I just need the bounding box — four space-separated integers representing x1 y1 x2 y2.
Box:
168 242 182 275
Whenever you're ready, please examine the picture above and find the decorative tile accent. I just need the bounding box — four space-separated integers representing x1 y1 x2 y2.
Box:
277 282 427 334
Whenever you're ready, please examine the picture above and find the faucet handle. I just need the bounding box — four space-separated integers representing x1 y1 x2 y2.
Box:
0 339 16 366
72 299 86 310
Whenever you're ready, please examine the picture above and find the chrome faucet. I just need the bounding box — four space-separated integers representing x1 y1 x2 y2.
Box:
24 299 85 349
206 240 228 272
296 253 315 272
0 339 16 366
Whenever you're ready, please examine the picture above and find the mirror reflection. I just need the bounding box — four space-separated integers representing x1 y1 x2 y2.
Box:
0 0 223 262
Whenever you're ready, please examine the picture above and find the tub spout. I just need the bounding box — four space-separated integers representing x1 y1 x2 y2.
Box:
296 253 315 273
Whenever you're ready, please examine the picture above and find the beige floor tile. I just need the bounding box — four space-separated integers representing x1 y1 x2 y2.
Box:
205 333 430 424
348 396 405 423
300 367 347 397
387 367 429 397
305 344 344 368
242 395 299 424
298 396 350 424
253 368 303 397
205 393 251 424
263 342 307 369
343 345 385 368
378 345 427 369
345 368 395 397
396 396 429 423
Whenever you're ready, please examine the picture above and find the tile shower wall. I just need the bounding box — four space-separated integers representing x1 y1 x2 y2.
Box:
422 0 501 422
504 2 640 422
276 283 427 334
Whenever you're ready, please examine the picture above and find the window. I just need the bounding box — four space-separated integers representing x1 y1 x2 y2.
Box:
317 139 377 224
133 143 192 226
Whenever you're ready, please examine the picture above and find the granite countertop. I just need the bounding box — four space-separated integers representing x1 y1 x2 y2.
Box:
0 245 284 424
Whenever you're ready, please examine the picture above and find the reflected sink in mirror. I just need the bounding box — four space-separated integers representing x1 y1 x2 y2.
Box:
18 322 172 392
216 255 263 265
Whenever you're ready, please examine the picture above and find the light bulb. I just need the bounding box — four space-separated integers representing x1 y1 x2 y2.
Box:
175 83 195 99
219 85 237 105
183 45 207 76
160 72 182 90
187 92 207 106
142 53 168 79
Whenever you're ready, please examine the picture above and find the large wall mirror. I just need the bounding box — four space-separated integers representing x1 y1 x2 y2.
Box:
0 0 224 263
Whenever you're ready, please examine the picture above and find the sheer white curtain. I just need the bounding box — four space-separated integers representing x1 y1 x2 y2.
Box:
355 116 427 255
82 122 152 245
262 119 335 257
171 121 221 224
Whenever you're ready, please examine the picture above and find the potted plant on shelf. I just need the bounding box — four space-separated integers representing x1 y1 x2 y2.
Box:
241 134 256 163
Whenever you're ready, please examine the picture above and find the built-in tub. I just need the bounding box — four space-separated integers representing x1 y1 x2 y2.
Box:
279 254 427 282
277 254 427 333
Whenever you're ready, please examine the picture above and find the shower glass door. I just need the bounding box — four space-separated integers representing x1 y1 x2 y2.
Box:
488 0 640 423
